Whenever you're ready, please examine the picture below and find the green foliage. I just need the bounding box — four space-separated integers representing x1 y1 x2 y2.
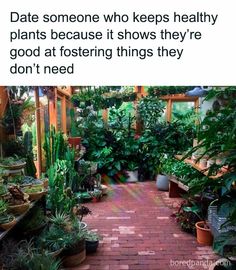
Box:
148 86 191 97
174 199 200 234
137 96 165 129
185 87 236 224
47 161 77 215
23 131 36 178
49 211 70 227
38 225 70 252
69 108 84 137
2 87 34 135
19 207 45 232
15 240 61 270
71 87 136 111
0 155 25 166
0 199 8 215
43 126 67 171
85 230 101 241
213 230 236 256
0 185 7 196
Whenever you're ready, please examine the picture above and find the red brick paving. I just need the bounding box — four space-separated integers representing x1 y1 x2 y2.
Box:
68 182 218 270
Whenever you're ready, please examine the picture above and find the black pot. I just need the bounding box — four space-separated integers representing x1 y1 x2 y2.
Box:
86 240 99 254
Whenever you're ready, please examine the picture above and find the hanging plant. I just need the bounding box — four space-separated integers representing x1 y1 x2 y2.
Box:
148 86 192 97
2 87 34 136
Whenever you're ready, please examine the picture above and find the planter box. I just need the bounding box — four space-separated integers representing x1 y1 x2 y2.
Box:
169 176 188 198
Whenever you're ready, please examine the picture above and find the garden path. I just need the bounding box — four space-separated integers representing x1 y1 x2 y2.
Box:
68 181 218 270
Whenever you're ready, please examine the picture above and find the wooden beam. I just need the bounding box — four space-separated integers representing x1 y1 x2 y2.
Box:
160 94 198 101
0 86 8 118
166 99 172 122
35 87 42 176
61 95 67 133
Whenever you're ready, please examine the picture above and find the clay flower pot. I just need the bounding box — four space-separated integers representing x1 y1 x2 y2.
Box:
195 221 213 245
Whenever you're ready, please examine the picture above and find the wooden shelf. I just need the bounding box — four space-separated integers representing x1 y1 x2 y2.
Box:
175 155 223 179
0 201 36 241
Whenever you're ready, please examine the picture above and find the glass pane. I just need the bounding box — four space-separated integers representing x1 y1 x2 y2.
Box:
66 102 71 134
57 98 62 130
172 102 195 121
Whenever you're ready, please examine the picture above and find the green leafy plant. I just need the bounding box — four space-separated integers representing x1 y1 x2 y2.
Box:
19 206 45 232
0 199 7 215
213 230 236 257
148 86 191 97
47 161 77 215
15 240 61 270
0 185 8 196
84 230 101 241
137 96 165 129
0 155 25 167
49 211 70 228
38 225 70 253
2 86 34 136
173 198 201 234
184 87 236 229
43 126 67 171
0 199 15 224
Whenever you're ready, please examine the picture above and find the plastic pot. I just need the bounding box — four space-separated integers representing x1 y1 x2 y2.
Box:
156 174 169 191
86 240 99 254
195 221 213 245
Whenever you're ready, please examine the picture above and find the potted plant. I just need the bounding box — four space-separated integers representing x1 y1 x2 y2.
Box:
0 156 26 170
0 168 7 183
23 185 47 201
60 217 87 267
38 225 68 257
14 240 61 270
19 206 46 237
0 184 8 200
0 199 16 230
125 162 139 183
211 231 236 270
84 230 101 254
173 199 200 234
156 156 170 191
184 203 213 245
7 186 30 215
20 176 44 188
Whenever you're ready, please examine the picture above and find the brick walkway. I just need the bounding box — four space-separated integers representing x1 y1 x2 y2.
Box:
70 182 218 270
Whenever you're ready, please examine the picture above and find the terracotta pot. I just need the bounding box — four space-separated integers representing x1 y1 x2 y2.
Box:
68 137 81 150
195 221 213 245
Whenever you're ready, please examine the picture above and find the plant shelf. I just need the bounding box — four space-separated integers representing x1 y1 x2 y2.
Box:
175 155 224 179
